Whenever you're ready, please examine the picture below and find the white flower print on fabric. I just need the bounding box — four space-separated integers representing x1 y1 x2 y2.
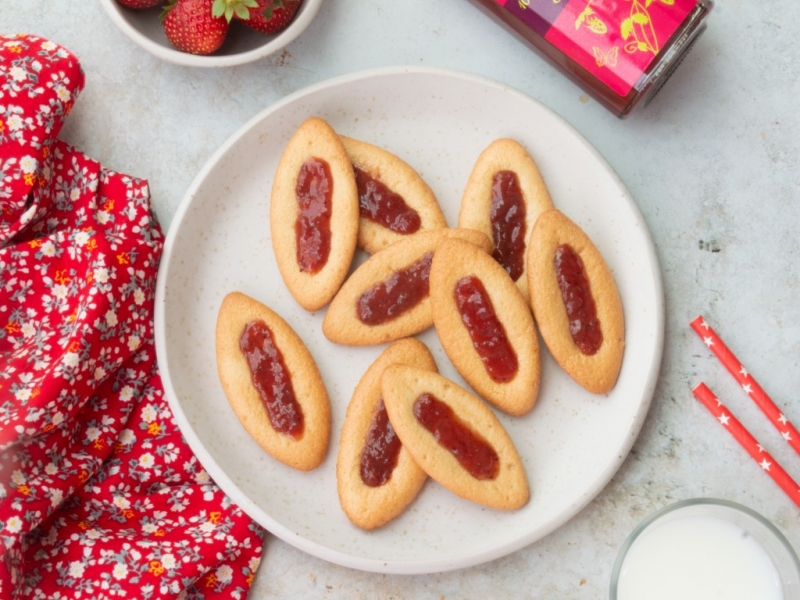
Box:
0 34 263 599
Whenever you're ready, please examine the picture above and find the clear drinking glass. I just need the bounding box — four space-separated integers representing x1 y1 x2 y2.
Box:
610 498 800 600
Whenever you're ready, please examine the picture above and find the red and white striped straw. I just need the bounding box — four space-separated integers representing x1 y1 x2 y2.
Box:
691 315 800 457
692 382 800 509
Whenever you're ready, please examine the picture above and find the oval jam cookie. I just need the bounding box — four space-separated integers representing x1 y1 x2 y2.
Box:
215 291 330 471
336 338 436 530
458 138 554 302
322 228 492 346
270 117 359 312
526 209 625 394
340 135 447 254
381 366 529 510
430 237 540 416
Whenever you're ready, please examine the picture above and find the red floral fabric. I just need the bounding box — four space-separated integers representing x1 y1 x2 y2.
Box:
0 34 263 599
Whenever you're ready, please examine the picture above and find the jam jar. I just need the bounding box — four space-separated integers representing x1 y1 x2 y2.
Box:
466 0 714 117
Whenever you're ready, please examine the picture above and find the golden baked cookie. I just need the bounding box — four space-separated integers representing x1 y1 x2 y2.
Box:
270 117 359 312
340 135 447 254
336 338 435 530
458 138 554 302
322 228 492 346
215 291 330 471
429 237 540 416
381 366 529 510
526 209 625 394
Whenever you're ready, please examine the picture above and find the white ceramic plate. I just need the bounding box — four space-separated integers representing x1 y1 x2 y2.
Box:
100 0 322 67
155 67 664 574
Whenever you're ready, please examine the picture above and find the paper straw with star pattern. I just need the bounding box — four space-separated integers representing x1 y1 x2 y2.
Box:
691 315 800 457
693 382 800 508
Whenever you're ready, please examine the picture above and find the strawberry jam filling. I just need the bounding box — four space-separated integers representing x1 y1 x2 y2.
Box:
239 319 304 439
295 157 333 274
490 170 527 282
454 276 518 383
355 166 421 234
554 243 603 355
413 393 499 480
360 399 403 487
356 252 433 325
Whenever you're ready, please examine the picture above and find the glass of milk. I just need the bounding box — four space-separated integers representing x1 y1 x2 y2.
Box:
610 498 800 600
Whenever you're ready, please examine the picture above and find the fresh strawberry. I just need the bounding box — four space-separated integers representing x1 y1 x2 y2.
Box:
162 0 229 55
117 0 162 8
236 0 302 35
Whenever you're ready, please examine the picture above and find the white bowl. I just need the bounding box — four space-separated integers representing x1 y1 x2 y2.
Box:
610 498 800 600
100 0 322 67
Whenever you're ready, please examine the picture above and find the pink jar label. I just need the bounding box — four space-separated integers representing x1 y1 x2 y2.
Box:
493 0 698 96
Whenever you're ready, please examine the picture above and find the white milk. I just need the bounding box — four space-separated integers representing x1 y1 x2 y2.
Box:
616 514 783 600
